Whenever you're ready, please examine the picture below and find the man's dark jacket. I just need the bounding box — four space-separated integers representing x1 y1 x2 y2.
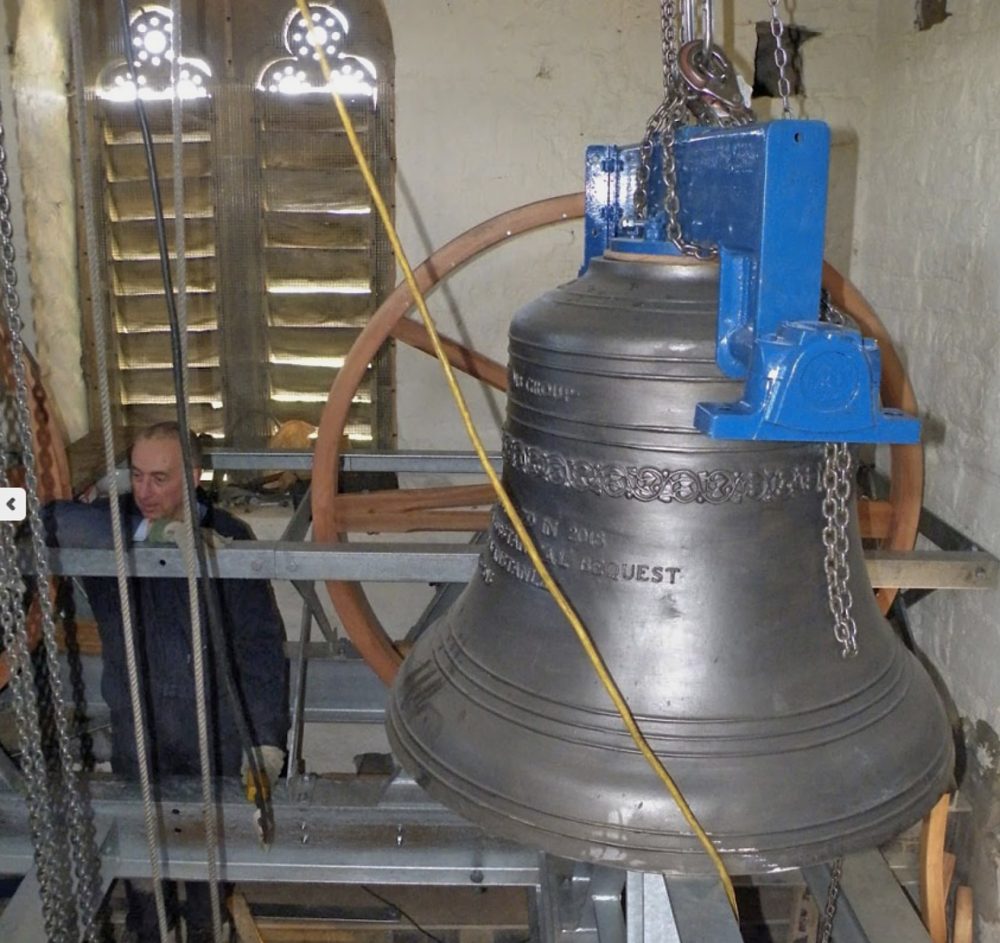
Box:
44 494 289 778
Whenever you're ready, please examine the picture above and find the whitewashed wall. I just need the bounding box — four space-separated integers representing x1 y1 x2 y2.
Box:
12 0 87 442
385 0 665 453
855 0 1000 732
850 3 1000 938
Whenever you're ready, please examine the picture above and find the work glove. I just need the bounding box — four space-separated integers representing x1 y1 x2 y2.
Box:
145 519 231 548
241 744 285 801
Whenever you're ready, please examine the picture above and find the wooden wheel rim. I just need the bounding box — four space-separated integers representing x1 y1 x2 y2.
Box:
313 198 922 684
0 325 72 501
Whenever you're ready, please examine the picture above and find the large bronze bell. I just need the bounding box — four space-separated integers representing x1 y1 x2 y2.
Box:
386 253 953 874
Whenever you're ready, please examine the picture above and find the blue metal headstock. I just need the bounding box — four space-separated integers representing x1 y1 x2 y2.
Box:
582 121 919 445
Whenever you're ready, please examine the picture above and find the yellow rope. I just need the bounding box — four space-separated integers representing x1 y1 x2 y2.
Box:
295 0 737 915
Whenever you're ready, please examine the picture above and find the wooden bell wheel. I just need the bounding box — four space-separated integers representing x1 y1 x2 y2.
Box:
0 324 73 502
313 196 923 684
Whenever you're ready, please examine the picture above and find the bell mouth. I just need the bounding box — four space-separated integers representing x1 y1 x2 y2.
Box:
602 248 719 267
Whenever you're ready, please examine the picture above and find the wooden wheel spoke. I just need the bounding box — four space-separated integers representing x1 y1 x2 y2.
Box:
857 499 892 541
391 318 508 391
334 483 494 533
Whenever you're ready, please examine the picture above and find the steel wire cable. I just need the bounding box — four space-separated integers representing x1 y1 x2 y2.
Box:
166 0 224 936
294 0 737 917
69 1 173 938
111 0 274 860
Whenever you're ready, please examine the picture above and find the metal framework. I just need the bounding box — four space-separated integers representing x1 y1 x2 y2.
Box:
0 448 994 941
0 777 944 943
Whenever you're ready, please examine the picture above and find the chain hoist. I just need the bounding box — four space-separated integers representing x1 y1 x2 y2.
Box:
635 0 751 257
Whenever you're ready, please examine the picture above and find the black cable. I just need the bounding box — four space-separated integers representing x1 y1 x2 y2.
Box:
360 885 449 943
114 0 273 839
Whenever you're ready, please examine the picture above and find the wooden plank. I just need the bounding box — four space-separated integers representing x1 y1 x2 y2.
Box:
263 168 369 213
270 364 355 397
100 100 212 137
266 293 372 328
259 96 371 132
116 292 218 332
123 402 224 437
120 367 222 402
866 550 998 590
857 499 892 540
333 484 493 534
105 141 212 181
268 326 360 361
229 891 266 943
919 793 950 943
118 331 220 366
264 212 370 250
953 886 973 943
112 257 216 294
107 177 214 221
265 246 371 282
56 620 102 657
261 128 370 169
111 217 215 257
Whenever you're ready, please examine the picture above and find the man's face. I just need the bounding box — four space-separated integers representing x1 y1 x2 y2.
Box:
130 435 199 521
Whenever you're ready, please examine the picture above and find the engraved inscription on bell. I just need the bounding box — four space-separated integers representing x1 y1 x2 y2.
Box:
490 507 681 587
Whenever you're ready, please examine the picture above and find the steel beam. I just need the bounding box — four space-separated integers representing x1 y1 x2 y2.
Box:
31 543 999 590
39 542 479 582
802 851 932 943
0 868 45 943
865 549 997 590
626 872 682 943
0 776 936 943
0 775 539 886
202 449 502 474
662 873 742 943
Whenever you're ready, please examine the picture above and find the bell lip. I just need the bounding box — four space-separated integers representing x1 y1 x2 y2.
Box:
602 248 719 267
387 698 954 876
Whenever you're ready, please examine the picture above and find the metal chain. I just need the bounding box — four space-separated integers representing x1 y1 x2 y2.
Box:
0 124 89 940
817 856 844 943
635 0 678 222
0 108 108 940
0 503 76 941
821 443 859 658
767 0 793 116
820 294 847 327
635 0 718 258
